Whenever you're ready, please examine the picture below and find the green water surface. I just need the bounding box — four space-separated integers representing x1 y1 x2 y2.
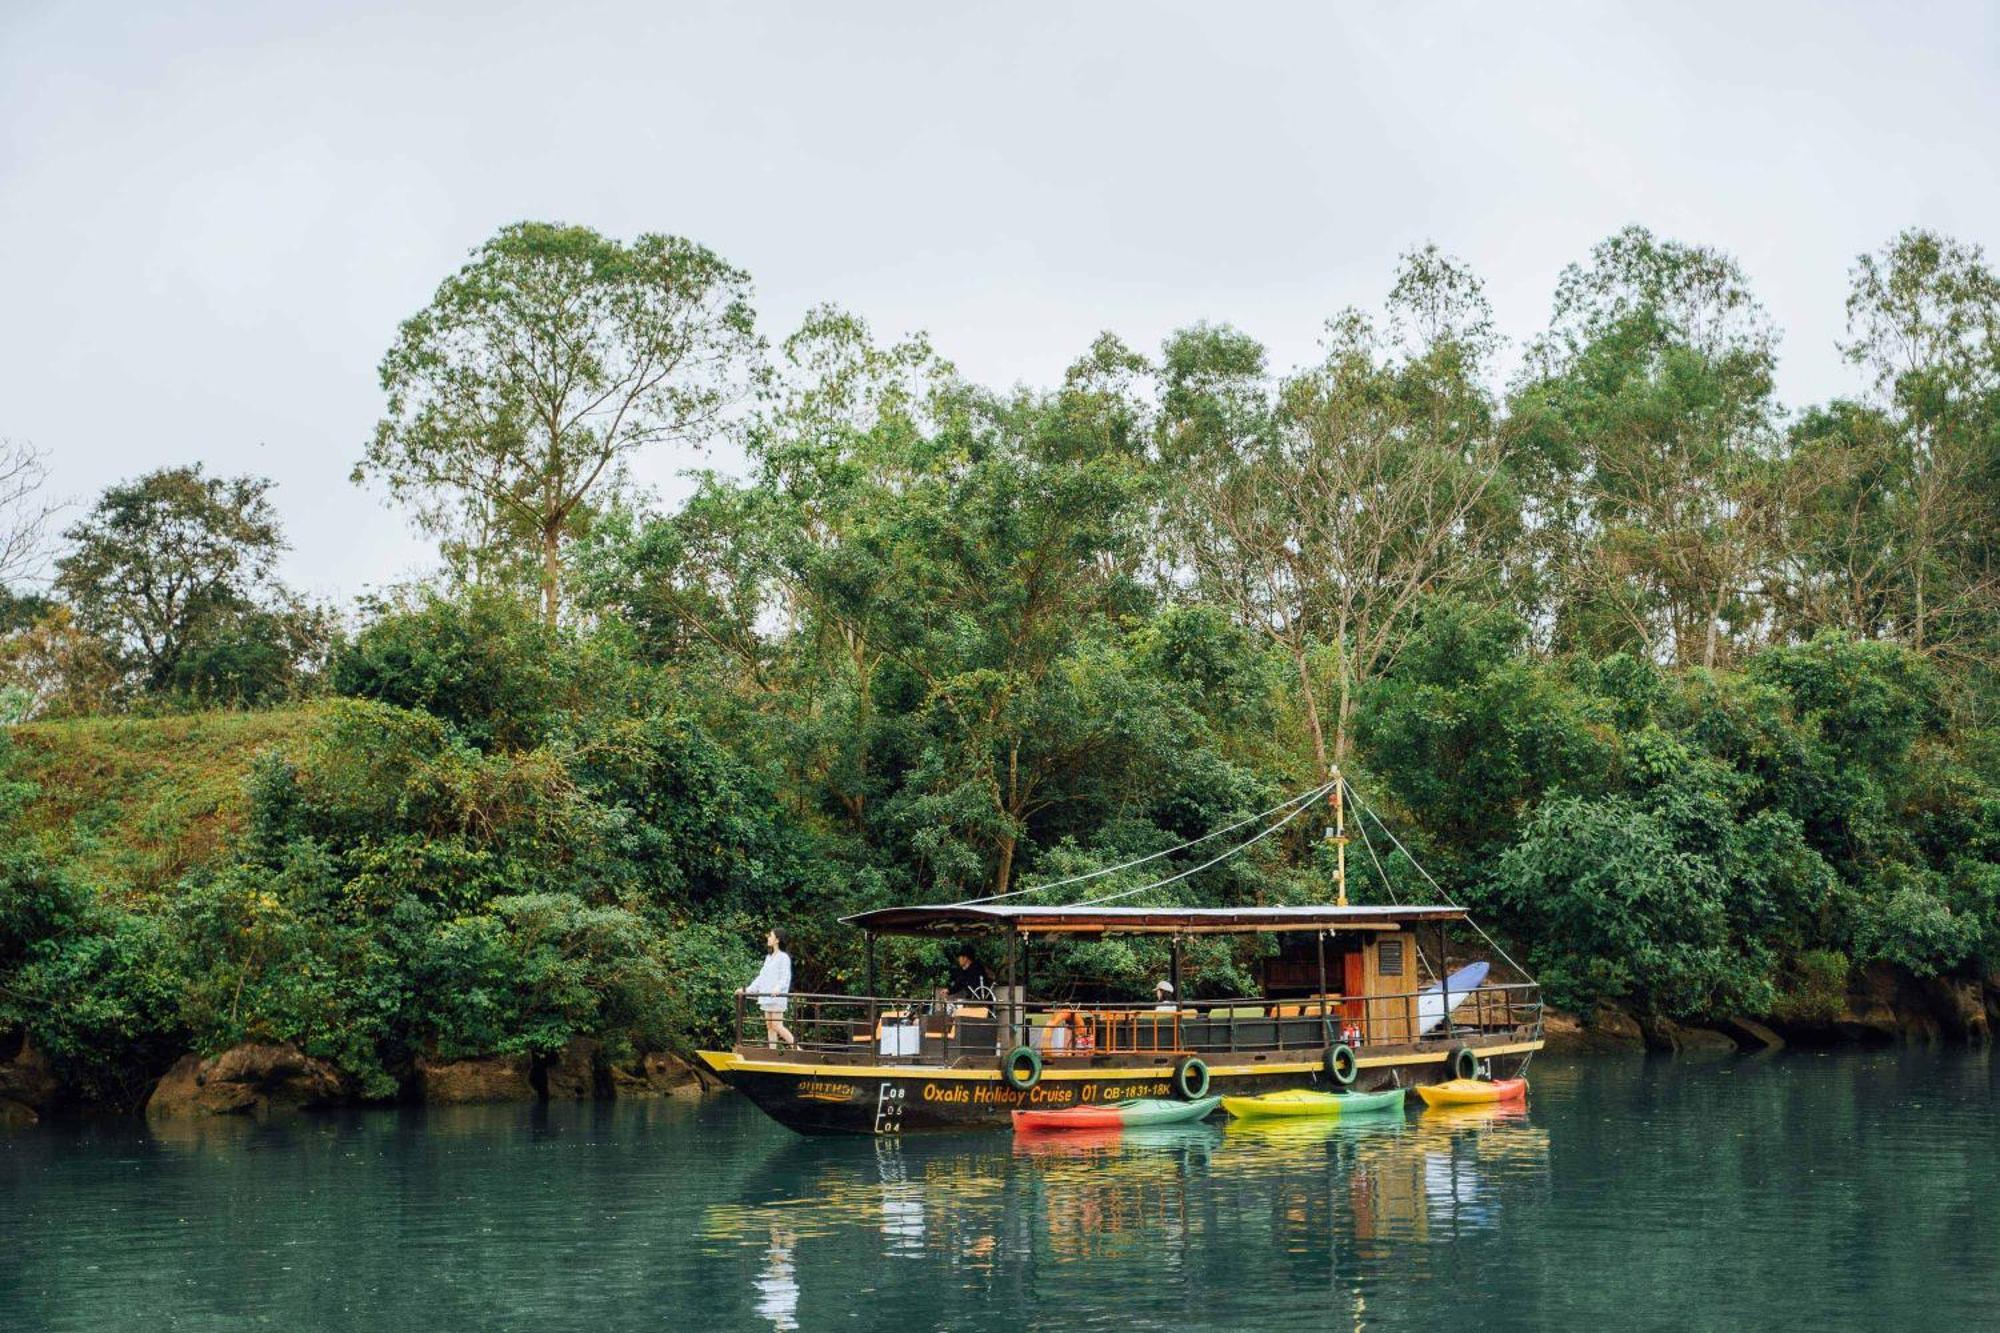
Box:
4 1049 1995 1331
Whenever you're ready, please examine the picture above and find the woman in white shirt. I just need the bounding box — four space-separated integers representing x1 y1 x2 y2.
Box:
739 928 796 1048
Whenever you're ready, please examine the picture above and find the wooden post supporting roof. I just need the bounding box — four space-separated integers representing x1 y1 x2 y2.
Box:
1316 928 1332 1045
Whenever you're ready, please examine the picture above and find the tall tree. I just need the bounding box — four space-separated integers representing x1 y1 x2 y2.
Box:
54 466 290 692
1162 248 1503 774
0 439 57 592
1838 228 2000 663
1506 227 1785 667
360 222 763 623
1772 400 1907 642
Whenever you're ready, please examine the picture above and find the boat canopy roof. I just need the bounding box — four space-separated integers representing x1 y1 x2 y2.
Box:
839 902 1466 937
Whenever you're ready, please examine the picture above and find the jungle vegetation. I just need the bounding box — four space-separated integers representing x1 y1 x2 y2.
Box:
4 221 1998 1103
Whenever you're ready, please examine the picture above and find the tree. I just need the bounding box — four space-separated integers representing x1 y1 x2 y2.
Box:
1163 247 1504 774
1505 227 1787 668
360 222 763 623
0 439 58 592
1838 229 2000 664
1772 401 1908 641
54 465 298 694
763 327 1167 896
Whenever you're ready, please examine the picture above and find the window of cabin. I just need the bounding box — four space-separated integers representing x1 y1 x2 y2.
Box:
1379 938 1405 978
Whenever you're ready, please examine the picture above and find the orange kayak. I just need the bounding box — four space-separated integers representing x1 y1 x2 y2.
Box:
1414 1078 1527 1107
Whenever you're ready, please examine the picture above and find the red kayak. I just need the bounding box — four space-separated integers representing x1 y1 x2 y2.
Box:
1012 1095 1221 1133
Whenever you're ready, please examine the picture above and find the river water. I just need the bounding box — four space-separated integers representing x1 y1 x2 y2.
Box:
4 1049 1995 1331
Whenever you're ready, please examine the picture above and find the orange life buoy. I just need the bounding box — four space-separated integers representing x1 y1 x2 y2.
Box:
1045 1009 1097 1053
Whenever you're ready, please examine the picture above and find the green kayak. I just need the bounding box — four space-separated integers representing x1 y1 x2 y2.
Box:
1220 1087 1407 1119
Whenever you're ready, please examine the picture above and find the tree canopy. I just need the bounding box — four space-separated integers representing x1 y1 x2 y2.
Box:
358 222 763 622
6 221 2000 1103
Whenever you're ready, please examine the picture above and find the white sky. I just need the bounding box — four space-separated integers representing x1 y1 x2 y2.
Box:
3 1 1995 603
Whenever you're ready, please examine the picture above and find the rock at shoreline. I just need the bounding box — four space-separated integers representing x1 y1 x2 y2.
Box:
146 1043 350 1119
1640 1018 1739 1055
1719 1016 1786 1052
541 1038 600 1099
1770 963 1982 1046
607 1052 709 1098
1540 1005 1646 1053
416 1053 534 1104
0 1097 37 1126
0 1033 63 1115
1916 976 1989 1041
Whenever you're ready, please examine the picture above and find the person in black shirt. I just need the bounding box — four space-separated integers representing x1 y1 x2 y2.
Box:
947 946 990 998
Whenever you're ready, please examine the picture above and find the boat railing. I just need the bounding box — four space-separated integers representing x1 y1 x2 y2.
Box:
733 981 1541 1063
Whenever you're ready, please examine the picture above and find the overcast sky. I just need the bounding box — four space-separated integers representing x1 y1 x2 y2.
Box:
3 1 1995 603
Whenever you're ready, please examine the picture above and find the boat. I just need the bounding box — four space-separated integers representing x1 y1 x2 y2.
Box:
1413 1077 1528 1107
1012 1095 1221 1133
1416 962 1490 1033
698 778 1544 1135
1220 1087 1406 1119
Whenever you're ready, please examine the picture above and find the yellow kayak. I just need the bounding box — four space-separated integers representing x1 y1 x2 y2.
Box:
1220 1087 1405 1119
1414 1077 1527 1107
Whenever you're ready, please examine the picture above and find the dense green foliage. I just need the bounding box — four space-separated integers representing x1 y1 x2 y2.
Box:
4 221 1999 1104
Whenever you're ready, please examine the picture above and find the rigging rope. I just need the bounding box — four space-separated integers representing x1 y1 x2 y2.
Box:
1065 784 1331 907
1343 779 1533 981
947 781 1335 907
947 770 1535 990
1347 778 1438 983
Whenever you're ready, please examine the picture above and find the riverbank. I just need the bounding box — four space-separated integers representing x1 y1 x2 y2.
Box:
6 956 1994 1125
1540 960 1997 1055
0 1032 721 1126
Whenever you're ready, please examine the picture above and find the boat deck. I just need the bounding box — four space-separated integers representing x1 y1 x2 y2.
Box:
731 982 1542 1070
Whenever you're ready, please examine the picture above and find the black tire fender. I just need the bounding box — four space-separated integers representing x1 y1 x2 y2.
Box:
1002 1045 1042 1091
1173 1055 1210 1100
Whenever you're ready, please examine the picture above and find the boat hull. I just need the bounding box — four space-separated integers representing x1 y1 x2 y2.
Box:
698 1043 1540 1135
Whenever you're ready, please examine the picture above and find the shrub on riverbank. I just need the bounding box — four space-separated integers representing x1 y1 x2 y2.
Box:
4 616 1995 1108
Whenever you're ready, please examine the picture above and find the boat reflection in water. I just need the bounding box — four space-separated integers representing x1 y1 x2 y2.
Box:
701 1102 1549 1328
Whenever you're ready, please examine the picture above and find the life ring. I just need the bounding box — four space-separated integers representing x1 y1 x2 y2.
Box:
1451 1046 1480 1081
1049 1009 1095 1052
1173 1055 1210 1101
1324 1043 1358 1086
1002 1045 1043 1091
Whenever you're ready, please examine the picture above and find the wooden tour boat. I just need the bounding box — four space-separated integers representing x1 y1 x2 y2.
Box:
699 778 1543 1135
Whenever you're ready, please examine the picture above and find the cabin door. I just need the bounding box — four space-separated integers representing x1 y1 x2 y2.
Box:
1363 932 1415 1044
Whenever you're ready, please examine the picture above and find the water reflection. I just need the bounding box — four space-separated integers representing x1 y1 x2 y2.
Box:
752 1223 798 1331
699 1101 1549 1328
10 1052 1997 1333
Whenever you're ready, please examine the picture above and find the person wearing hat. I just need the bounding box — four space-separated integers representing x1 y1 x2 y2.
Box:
1153 979 1178 1012
946 945 990 999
